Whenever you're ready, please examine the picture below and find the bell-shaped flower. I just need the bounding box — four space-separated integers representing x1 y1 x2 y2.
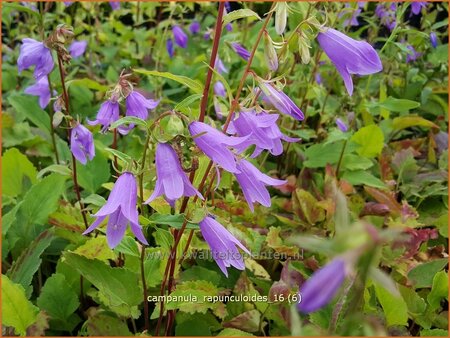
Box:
336 118 348 132
83 172 148 248
87 99 120 132
118 90 159 135
297 259 347 313
234 159 286 212
166 38 174 58
258 81 304 121
109 1 120 10
188 121 250 173
406 45 421 63
317 28 383 96
69 40 87 59
215 57 228 74
214 81 226 97
227 110 299 157
145 143 203 207
24 76 51 109
199 215 250 277
430 32 438 48
411 2 427 15
189 21 200 34
17 38 54 79
70 123 95 165
231 42 251 61
173 25 188 48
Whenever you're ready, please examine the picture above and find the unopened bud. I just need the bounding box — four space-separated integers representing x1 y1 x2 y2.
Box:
298 34 311 64
52 111 65 128
264 32 278 71
274 2 288 35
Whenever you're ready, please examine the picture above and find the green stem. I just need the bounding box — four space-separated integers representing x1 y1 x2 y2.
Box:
335 139 348 177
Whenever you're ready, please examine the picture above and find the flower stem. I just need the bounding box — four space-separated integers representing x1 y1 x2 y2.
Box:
140 246 149 332
336 139 347 177
56 55 89 230
198 1 226 122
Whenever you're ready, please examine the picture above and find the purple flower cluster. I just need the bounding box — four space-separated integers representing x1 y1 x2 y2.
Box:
375 3 397 31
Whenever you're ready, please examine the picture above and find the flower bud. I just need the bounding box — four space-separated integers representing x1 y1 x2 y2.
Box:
264 32 278 71
298 34 311 64
274 2 288 35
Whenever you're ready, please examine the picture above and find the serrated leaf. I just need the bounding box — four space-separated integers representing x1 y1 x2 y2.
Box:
77 149 111 193
134 69 204 94
8 94 50 135
351 125 384 158
223 9 261 26
74 236 117 261
2 275 39 336
86 312 132 336
36 273 80 321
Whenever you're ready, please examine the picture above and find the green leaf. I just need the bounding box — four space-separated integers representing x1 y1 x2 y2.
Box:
374 283 408 326
351 125 385 158
392 116 439 131
104 147 133 163
420 329 449 336
218 328 255 336
134 69 204 94
427 271 448 310
74 236 117 261
37 164 72 179
63 252 142 308
398 285 426 316
341 154 374 171
408 259 448 288
373 96 420 112
2 148 37 197
304 142 343 168
175 319 212 336
223 8 261 26
342 170 386 189
145 213 199 230
8 94 51 135
66 78 109 91
114 236 140 257
77 149 111 193
3 2 41 18
86 312 132 336
7 230 54 295
174 93 203 112
109 116 148 130
36 273 80 321
1 275 39 336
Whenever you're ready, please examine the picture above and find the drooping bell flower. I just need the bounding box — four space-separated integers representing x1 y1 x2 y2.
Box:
317 27 383 96
258 81 304 121
339 4 361 27
188 121 250 173
166 38 174 58
109 1 120 10
68 40 87 59
214 98 224 120
83 172 148 248
17 38 54 79
189 21 200 34
145 143 203 207
24 76 51 109
214 81 226 97
336 118 348 132
70 123 95 165
375 3 396 31
199 215 250 277
87 99 120 132
297 259 347 313
227 110 299 157
234 159 286 211
231 42 251 61
411 1 427 15
116 90 159 135
406 45 421 63
430 32 438 48
215 57 228 74
173 25 188 48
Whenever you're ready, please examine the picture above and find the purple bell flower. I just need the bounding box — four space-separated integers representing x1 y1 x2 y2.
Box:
406 45 421 63
188 121 250 173
234 159 286 212
375 3 396 31
109 1 120 10
166 38 174 58
411 1 427 15
298 259 347 313
189 21 200 34
336 118 348 132
215 57 228 74
24 76 51 109
258 82 304 121
118 90 159 135
231 42 251 61
83 172 148 248
227 111 299 158
317 27 383 96
70 123 95 165
68 40 87 59
225 23 233 32
145 143 203 207
430 32 438 48
224 1 231 12
17 38 54 79
199 215 250 277
173 25 188 48
63 2 73 6
214 81 226 97
339 4 361 27
87 99 120 132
